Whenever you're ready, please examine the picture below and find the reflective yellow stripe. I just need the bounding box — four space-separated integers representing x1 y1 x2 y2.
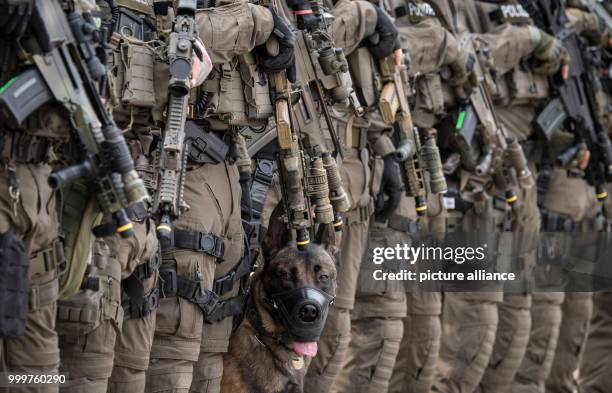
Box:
415 205 428 212
296 240 310 246
157 224 172 232
597 191 608 199
506 195 518 203
116 222 134 233
333 220 343 227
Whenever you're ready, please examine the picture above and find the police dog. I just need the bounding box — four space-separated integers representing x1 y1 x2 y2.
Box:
221 206 338 393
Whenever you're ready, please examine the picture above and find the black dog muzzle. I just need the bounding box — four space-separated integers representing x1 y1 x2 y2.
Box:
266 286 334 342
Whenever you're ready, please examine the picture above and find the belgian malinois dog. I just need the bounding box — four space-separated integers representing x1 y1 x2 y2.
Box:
221 206 338 393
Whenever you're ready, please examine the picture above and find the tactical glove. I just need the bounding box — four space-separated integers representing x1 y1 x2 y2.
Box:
367 6 400 60
566 8 610 48
257 9 297 82
0 0 34 40
533 30 570 75
374 154 404 223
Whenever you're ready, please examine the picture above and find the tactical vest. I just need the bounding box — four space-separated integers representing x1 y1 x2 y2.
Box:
477 0 550 105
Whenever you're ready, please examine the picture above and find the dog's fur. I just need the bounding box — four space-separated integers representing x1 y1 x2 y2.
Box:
221 207 338 393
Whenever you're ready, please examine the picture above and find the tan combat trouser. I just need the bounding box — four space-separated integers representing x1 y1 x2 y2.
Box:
304 147 374 393
390 292 442 393
478 172 539 393
58 239 123 393
109 219 160 393
432 193 505 393
58 215 158 393
578 292 612 393
509 292 564 393
147 161 243 393
545 292 593 393
511 168 597 393
332 217 409 393
0 163 61 393
433 291 502 393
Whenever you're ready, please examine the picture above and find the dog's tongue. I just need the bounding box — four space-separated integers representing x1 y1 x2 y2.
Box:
293 341 318 357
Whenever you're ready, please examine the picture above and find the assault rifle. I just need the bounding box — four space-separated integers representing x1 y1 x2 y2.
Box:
522 0 612 200
291 0 366 159
269 69 314 249
0 0 149 238
378 54 447 216
447 34 534 202
152 0 198 242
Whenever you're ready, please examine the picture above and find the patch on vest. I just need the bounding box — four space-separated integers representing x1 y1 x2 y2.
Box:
500 4 530 20
408 2 437 18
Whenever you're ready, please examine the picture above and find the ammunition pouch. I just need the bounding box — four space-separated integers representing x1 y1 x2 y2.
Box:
184 121 230 165
239 59 273 121
121 248 161 320
169 229 225 262
200 61 270 128
0 231 29 338
108 33 165 126
57 240 123 336
1 131 53 164
158 254 252 322
507 68 549 105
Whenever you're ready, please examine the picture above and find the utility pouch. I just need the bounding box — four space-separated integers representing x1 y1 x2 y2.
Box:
0 231 29 338
508 68 549 104
347 47 381 108
202 63 249 126
119 40 157 108
56 289 104 336
185 121 230 164
239 54 273 121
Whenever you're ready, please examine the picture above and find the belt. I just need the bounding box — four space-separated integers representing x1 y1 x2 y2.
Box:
1 131 53 164
171 229 225 262
29 240 65 277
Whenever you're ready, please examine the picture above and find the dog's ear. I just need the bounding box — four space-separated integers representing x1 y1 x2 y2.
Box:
315 222 340 260
262 202 292 260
